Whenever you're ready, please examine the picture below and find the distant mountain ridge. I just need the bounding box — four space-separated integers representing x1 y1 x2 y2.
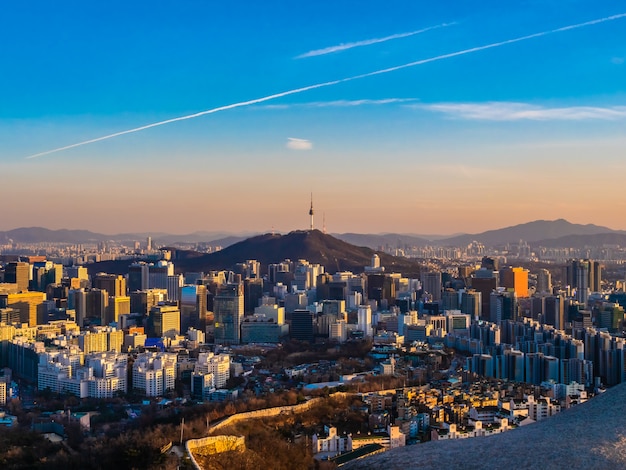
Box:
172 230 423 274
436 219 626 246
0 227 249 245
87 230 424 276
2 219 626 248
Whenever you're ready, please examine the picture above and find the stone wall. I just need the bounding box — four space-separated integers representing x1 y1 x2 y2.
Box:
209 397 323 434
186 435 245 469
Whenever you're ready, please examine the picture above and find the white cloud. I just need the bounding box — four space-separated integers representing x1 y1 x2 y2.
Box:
306 98 416 107
257 98 416 110
295 23 454 59
420 102 626 121
286 138 312 150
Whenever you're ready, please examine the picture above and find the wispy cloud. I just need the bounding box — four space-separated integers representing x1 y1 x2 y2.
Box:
286 138 312 150
612 56 625 65
420 102 626 121
24 12 626 159
260 98 417 110
295 23 455 59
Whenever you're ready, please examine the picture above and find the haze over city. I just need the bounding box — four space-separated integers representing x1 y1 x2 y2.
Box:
2 0 626 234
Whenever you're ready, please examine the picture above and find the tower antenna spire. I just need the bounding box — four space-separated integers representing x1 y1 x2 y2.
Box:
309 193 314 231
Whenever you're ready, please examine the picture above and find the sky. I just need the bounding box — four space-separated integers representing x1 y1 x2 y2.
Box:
2 0 626 235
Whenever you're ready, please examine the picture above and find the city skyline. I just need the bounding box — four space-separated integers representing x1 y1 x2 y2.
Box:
2 1 626 234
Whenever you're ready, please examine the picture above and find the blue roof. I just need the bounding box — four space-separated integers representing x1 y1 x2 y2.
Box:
145 338 165 351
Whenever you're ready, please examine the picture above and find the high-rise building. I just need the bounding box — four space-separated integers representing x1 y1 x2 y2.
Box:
129 289 167 316
66 266 89 282
536 269 552 294
499 267 529 298
470 269 498 320
213 283 243 344
544 295 565 330
4 262 30 292
244 277 264 314
460 290 482 320
167 274 184 302
128 262 149 292
150 305 181 338
441 289 460 311
358 304 373 337
367 274 396 308
107 296 131 325
0 291 46 326
148 261 174 290
489 290 518 325
93 273 127 297
31 261 62 292
180 284 208 333
291 309 314 342
566 259 602 303
421 271 442 302
293 260 324 290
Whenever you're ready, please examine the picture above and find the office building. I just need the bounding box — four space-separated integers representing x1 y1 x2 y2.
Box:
4 262 29 292
499 267 529 298
470 269 498 320
358 304 373 337
536 269 552 294
213 282 243 344
0 291 46 326
150 304 181 338
421 271 442 302
30 261 62 292
93 273 127 297
106 296 130 325
129 289 167 316
167 274 184 302
291 309 314 342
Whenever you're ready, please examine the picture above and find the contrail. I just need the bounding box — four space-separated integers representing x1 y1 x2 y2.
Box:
25 13 626 160
295 22 455 59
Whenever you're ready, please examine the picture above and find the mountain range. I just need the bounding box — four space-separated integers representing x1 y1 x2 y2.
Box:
87 230 424 276
2 219 626 249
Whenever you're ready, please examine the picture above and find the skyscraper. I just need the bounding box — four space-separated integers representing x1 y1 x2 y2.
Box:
499 267 529 298
4 262 29 292
357 304 373 337
180 284 208 333
93 273 127 297
31 261 62 292
461 290 482 320
489 290 518 325
543 295 565 330
150 304 181 338
213 282 244 345
470 268 498 320
421 271 442 302
291 309 314 342
0 291 46 326
566 259 602 303
536 269 552 294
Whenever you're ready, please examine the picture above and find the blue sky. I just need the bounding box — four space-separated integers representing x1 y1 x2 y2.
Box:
2 1 626 234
